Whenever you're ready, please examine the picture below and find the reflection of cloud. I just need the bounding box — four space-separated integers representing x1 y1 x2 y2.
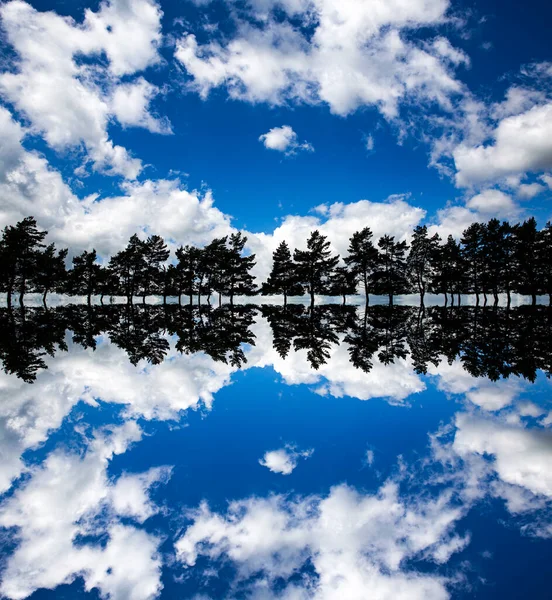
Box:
429 358 522 411
0 336 238 493
250 319 425 403
176 481 467 599
0 421 170 600
259 445 313 475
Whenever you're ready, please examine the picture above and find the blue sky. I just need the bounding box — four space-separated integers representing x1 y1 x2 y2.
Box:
1 0 552 273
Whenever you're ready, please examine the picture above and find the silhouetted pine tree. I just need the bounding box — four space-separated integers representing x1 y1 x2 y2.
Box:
407 225 441 304
512 217 540 304
482 219 510 304
344 227 379 302
262 241 303 303
372 235 408 304
294 230 339 306
175 245 202 303
35 244 68 304
109 235 147 302
537 222 552 304
141 235 169 302
461 222 485 302
329 266 357 304
0 217 47 306
68 249 102 303
430 236 465 304
224 232 257 303
199 237 228 304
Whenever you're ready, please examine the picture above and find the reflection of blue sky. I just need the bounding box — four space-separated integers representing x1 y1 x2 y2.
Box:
0 320 552 599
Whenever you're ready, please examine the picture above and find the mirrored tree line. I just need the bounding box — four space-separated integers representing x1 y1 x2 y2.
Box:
2 216 552 306
2 303 551 384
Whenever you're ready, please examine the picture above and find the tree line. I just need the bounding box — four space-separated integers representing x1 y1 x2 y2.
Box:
2 216 552 306
2 303 551 383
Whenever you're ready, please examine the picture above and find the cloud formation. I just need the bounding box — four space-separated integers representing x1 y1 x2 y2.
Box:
259 444 314 474
0 0 168 179
259 125 314 155
175 0 465 118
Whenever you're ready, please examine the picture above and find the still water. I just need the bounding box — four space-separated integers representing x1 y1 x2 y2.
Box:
0 303 551 599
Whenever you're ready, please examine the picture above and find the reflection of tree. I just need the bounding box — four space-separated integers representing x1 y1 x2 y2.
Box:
107 305 170 366
172 305 257 368
292 306 342 369
3 303 552 385
0 307 67 382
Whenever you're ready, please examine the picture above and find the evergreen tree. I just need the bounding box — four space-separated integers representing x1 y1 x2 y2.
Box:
108 235 147 302
461 222 485 301
372 235 409 304
68 249 102 302
262 241 303 303
34 244 68 304
344 227 379 302
512 217 540 304
329 266 357 304
407 226 441 304
294 230 339 306
0 217 47 306
224 232 257 303
537 222 552 305
482 219 510 304
141 235 169 301
200 237 229 304
430 236 465 303
175 245 202 303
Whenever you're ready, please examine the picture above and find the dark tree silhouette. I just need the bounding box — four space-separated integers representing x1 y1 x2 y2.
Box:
68 249 102 303
372 235 409 304
175 245 202 304
512 217 540 304
344 227 379 302
224 232 257 303
35 244 68 304
109 235 147 302
0 217 47 306
330 266 357 304
262 241 303 304
141 235 169 302
407 226 441 304
538 222 552 305
294 231 339 306
461 223 485 303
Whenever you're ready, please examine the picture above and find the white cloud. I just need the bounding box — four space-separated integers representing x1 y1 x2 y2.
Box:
0 421 169 600
365 133 375 152
454 102 552 188
111 77 172 134
175 0 466 119
259 125 314 155
0 0 167 179
465 189 518 215
259 445 313 475
517 182 546 199
176 480 467 599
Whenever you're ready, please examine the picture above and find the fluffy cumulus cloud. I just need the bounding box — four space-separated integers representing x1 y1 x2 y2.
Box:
259 444 314 474
175 0 466 119
259 125 314 155
0 420 170 600
0 332 245 494
454 103 552 188
0 0 168 179
175 480 468 599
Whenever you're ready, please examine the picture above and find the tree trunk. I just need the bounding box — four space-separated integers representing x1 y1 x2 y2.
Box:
532 293 537 306
42 289 48 306
506 290 511 308
283 290 287 307
310 290 315 307
388 293 393 306
342 293 346 305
